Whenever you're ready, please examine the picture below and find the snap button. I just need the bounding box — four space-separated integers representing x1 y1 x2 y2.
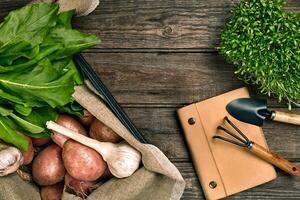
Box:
209 181 217 189
188 117 196 125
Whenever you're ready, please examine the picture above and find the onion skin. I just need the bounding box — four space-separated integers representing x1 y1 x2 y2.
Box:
32 144 65 186
32 137 51 147
89 120 122 143
62 140 106 181
65 173 96 198
79 110 95 126
40 182 64 200
52 114 87 147
0 145 23 177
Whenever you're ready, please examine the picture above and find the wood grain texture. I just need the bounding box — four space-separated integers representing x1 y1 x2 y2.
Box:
0 0 30 17
1 1 300 199
123 107 300 160
274 111 300 126
82 52 291 106
81 52 242 104
73 0 299 50
2 0 298 50
250 143 300 176
177 162 300 199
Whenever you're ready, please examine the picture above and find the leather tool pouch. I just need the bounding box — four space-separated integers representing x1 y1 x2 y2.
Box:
177 87 277 200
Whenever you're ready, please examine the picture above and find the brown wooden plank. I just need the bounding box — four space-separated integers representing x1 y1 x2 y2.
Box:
82 52 293 106
123 107 300 160
0 0 30 18
2 1 298 50
2 1 299 198
74 0 299 50
177 161 300 199
82 52 242 104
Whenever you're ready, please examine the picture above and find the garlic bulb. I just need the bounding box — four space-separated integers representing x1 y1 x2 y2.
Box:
47 121 142 178
105 142 141 178
0 144 23 177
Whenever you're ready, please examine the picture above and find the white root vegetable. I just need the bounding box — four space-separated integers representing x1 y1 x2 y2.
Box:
47 121 141 178
0 144 23 177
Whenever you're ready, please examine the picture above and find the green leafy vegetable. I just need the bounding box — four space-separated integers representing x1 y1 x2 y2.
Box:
0 4 57 65
0 116 29 150
0 3 100 150
22 106 58 129
0 105 58 150
14 105 32 116
220 0 300 107
58 102 84 118
0 59 76 108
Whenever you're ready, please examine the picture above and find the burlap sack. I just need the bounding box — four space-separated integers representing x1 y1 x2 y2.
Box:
0 85 185 200
31 0 100 16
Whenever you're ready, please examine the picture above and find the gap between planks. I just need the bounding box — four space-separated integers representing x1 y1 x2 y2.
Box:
119 103 300 109
83 48 219 53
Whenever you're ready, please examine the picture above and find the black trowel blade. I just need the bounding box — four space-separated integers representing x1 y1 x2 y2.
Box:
226 98 268 126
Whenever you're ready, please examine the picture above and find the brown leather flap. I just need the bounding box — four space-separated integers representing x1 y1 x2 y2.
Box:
177 87 277 200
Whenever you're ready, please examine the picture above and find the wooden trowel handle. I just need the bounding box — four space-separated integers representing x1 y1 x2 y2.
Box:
272 111 300 126
250 143 300 176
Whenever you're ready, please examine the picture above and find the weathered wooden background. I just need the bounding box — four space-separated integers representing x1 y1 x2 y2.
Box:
1 0 300 199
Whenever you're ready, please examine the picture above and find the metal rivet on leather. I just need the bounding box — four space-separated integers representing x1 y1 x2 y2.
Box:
209 181 217 189
188 117 196 125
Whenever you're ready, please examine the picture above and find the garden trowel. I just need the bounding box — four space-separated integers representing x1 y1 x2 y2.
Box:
226 98 300 126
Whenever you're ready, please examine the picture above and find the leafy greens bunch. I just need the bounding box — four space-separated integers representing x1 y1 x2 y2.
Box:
220 0 300 107
0 3 100 150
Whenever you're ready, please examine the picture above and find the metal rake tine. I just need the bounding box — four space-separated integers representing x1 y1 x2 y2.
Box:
213 135 248 148
217 126 247 145
224 116 250 143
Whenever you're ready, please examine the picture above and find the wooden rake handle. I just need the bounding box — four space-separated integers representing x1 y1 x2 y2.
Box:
250 143 300 176
273 111 300 126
